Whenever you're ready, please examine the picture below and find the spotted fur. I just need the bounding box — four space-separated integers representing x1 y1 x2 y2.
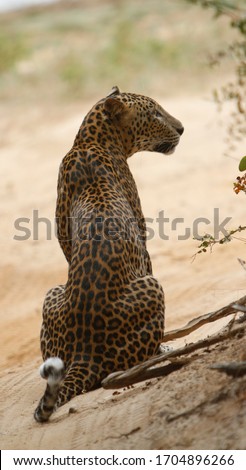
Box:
34 87 183 422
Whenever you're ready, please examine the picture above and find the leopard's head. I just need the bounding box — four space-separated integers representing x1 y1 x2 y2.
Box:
103 86 184 157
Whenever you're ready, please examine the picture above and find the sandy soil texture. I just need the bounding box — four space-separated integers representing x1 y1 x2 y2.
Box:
0 94 245 449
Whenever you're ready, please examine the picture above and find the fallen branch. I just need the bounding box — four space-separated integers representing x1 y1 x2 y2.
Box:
162 294 246 342
210 361 246 378
102 323 245 389
232 304 246 313
121 358 190 385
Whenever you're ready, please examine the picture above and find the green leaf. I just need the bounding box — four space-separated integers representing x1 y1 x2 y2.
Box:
239 156 246 171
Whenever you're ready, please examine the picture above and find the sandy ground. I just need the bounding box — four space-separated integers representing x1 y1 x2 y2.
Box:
0 93 245 449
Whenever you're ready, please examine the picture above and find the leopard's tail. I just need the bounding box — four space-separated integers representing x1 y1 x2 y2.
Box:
34 357 65 423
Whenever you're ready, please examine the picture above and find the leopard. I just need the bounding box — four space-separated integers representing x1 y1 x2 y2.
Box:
34 86 184 422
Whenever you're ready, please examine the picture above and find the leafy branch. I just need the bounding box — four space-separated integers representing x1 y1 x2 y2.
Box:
192 225 246 261
192 155 246 259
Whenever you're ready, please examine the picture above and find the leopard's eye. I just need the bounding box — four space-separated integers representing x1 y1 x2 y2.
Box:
155 110 163 118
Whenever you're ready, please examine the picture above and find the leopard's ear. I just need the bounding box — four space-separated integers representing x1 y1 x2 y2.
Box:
106 86 121 97
104 96 125 119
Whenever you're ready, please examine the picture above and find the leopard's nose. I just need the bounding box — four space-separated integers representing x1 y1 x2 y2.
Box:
177 126 184 136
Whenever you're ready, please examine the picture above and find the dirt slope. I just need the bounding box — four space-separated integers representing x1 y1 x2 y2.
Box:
0 95 245 449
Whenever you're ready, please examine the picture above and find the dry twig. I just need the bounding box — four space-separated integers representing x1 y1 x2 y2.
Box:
162 294 246 342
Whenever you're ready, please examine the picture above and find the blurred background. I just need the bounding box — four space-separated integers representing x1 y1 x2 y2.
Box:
0 0 245 370
0 0 239 105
